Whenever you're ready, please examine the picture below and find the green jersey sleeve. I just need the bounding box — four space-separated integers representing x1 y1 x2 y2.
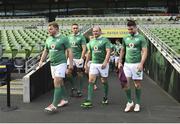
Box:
44 39 49 50
81 35 87 45
122 38 126 49
141 36 148 48
63 36 71 49
105 38 111 49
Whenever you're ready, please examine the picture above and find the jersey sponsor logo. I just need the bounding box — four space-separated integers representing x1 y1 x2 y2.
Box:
93 45 101 53
50 44 58 51
71 41 78 47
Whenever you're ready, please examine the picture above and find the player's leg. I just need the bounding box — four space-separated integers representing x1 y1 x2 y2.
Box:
66 59 76 97
132 63 143 112
75 59 84 97
133 80 141 112
55 64 69 108
76 68 84 97
115 56 119 72
81 63 98 108
45 64 67 112
87 61 98 90
123 63 134 112
99 64 109 104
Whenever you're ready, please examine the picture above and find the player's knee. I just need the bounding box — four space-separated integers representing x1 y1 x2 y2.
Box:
77 69 83 77
89 78 96 83
101 77 107 83
54 77 64 87
66 73 72 77
123 84 130 90
134 83 141 89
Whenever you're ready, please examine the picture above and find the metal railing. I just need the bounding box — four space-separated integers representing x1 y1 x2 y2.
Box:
139 25 180 73
25 53 41 73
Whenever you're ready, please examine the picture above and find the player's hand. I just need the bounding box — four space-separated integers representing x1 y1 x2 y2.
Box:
78 58 84 66
101 62 107 69
137 63 143 71
84 64 89 74
38 61 43 68
67 66 73 75
68 65 73 70
118 62 123 69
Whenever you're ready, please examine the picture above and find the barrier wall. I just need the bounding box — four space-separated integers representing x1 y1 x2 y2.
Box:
23 61 53 103
144 40 180 102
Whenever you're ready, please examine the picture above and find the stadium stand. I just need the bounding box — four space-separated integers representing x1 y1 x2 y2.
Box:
150 27 180 55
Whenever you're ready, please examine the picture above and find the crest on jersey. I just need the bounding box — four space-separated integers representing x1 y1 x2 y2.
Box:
94 46 98 51
129 43 135 48
72 41 76 46
51 44 56 49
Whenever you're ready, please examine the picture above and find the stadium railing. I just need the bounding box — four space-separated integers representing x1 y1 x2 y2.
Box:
139 25 180 73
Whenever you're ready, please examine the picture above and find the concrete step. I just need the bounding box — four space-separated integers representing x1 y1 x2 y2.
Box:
10 79 23 86
0 79 23 95
0 88 23 95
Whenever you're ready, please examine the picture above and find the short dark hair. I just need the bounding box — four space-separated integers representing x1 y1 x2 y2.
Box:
72 23 78 26
127 20 136 27
48 21 59 29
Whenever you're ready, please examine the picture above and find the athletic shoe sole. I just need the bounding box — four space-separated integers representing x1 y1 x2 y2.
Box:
44 109 58 114
102 102 108 105
57 103 68 108
124 106 134 113
80 104 93 108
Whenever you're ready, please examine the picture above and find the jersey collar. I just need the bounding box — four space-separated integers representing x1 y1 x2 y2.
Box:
95 35 103 40
53 33 61 38
128 32 139 37
72 32 80 36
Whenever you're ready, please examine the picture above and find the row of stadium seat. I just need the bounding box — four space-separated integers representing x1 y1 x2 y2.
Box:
0 29 71 59
56 16 173 26
0 18 46 27
150 27 180 55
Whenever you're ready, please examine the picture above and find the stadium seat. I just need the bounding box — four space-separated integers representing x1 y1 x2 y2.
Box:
14 57 25 73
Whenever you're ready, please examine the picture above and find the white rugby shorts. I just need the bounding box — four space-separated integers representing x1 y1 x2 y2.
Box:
51 63 67 79
89 63 109 77
123 63 143 80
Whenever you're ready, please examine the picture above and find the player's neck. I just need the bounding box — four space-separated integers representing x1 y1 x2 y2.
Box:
95 35 102 39
73 32 79 36
53 32 60 37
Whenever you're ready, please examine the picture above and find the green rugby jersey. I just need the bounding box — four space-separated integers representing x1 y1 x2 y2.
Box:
88 36 111 64
68 33 86 59
114 44 122 56
122 33 147 63
45 34 70 66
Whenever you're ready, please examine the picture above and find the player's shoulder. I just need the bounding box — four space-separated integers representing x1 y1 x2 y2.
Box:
67 34 73 38
78 33 84 37
137 33 145 39
46 36 53 43
123 34 130 40
60 34 68 40
101 37 110 42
